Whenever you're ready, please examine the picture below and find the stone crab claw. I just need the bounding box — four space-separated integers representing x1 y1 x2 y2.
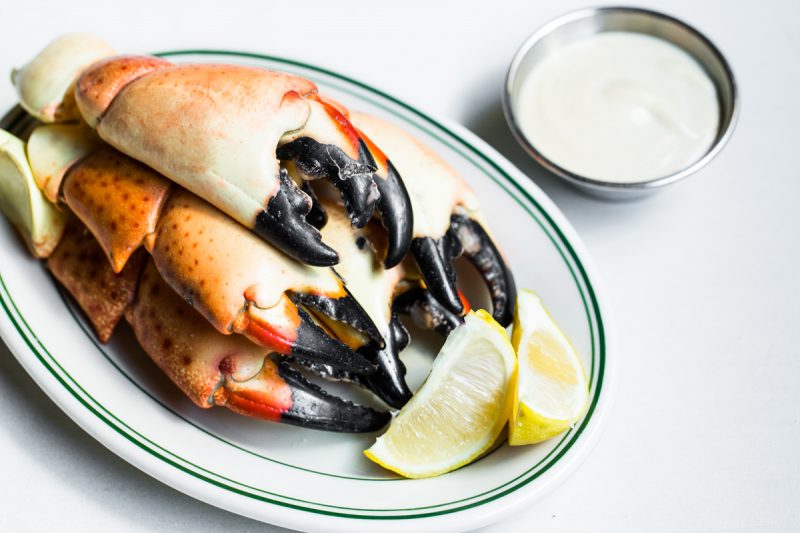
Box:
46 220 388 432
308 193 413 408
129 261 389 432
350 112 517 327
47 139 384 373
55 48 411 267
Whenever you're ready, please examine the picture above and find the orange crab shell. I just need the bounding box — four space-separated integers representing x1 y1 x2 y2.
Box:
62 146 172 273
47 218 146 342
128 261 293 418
146 189 347 336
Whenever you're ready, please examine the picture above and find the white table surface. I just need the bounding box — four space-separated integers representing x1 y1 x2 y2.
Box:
2 0 798 531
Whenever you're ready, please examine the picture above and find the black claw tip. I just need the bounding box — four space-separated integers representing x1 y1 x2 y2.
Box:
277 137 379 229
292 289 384 347
393 287 464 336
256 169 339 266
292 307 376 374
278 359 390 432
411 236 464 316
374 159 413 268
451 215 517 327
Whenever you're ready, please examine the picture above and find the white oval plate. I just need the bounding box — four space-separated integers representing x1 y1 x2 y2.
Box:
0 51 615 533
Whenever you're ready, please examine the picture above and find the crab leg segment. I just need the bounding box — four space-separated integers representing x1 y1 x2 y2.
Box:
61 146 172 273
128 261 389 432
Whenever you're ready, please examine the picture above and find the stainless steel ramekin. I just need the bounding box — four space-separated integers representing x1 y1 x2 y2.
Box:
503 7 738 199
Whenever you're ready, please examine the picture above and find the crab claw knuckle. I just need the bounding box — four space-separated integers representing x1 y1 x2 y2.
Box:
75 55 172 127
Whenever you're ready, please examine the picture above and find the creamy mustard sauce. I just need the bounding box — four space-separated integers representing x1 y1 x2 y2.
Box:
517 32 719 182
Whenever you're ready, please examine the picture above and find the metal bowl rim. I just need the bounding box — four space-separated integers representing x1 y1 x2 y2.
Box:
502 5 740 192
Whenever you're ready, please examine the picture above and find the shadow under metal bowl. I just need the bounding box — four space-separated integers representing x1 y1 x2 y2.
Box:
503 6 739 199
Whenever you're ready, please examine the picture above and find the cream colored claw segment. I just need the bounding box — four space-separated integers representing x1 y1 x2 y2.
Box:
91 63 315 228
12 33 115 123
27 123 101 203
280 98 361 162
350 112 480 240
318 196 404 342
0 129 66 257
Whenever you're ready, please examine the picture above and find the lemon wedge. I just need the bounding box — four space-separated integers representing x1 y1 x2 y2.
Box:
509 289 589 445
365 310 516 478
0 129 66 257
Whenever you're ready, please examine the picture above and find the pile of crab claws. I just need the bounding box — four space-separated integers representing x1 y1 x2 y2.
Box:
411 214 517 328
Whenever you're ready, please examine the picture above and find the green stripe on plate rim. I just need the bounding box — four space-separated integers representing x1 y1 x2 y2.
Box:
0 50 605 519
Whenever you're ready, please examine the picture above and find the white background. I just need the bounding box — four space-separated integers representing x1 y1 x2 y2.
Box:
1 0 798 531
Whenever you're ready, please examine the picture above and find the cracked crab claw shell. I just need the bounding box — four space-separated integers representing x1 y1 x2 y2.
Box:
127 261 390 432
12 33 115 122
0 129 66 257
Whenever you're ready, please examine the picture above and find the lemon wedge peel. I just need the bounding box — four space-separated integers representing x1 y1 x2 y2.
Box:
508 289 589 446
